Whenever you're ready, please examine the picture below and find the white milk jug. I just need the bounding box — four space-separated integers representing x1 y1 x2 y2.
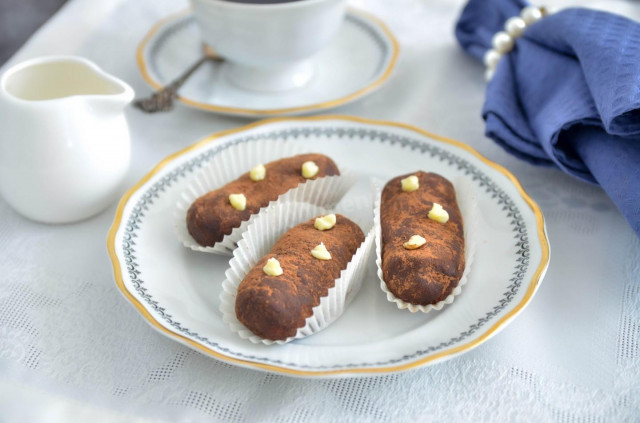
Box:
0 56 134 223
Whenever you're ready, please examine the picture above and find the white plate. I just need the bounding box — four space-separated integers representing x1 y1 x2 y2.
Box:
136 9 398 117
108 116 550 377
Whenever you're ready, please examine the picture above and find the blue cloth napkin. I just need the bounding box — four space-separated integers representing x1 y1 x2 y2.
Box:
455 0 640 238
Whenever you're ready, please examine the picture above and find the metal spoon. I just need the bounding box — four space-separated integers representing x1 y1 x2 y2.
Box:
134 45 223 113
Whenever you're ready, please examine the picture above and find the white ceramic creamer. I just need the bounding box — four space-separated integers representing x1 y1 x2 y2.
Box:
0 56 134 223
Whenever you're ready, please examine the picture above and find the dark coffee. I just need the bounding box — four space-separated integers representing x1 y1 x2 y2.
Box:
222 0 304 3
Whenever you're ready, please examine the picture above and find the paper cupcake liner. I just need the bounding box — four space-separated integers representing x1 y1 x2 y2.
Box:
373 176 478 313
174 138 357 256
219 201 375 345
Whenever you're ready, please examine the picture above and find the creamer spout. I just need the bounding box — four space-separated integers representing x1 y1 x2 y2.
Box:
0 55 134 111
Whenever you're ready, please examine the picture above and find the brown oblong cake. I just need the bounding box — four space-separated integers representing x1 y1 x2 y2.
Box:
235 214 364 341
380 171 465 305
186 153 339 247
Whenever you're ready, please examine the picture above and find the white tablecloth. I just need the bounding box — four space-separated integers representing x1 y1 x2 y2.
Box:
1 0 639 421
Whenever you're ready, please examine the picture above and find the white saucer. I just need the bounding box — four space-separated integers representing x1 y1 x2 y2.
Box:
137 9 399 117
108 116 550 377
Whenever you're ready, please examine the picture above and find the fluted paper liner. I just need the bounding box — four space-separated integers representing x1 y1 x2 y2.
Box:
373 177 478 313
220 201 375 345
174 139 357 256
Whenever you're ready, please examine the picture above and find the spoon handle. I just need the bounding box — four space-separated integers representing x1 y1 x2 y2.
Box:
134 55 221 113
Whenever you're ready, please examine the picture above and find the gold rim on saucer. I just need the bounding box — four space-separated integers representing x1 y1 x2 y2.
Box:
136 8 400 116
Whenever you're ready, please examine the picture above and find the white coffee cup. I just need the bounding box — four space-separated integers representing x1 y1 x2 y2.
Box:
189 0 347 92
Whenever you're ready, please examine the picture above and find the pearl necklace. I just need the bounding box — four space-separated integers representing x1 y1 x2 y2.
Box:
484 6 550 81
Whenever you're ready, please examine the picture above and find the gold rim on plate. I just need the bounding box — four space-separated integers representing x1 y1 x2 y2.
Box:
107 115 550 377
136 9 400 116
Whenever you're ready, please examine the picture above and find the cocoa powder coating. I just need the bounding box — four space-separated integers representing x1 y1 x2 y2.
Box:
381 171 465 305
186 154 339 246
235 215 364 341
